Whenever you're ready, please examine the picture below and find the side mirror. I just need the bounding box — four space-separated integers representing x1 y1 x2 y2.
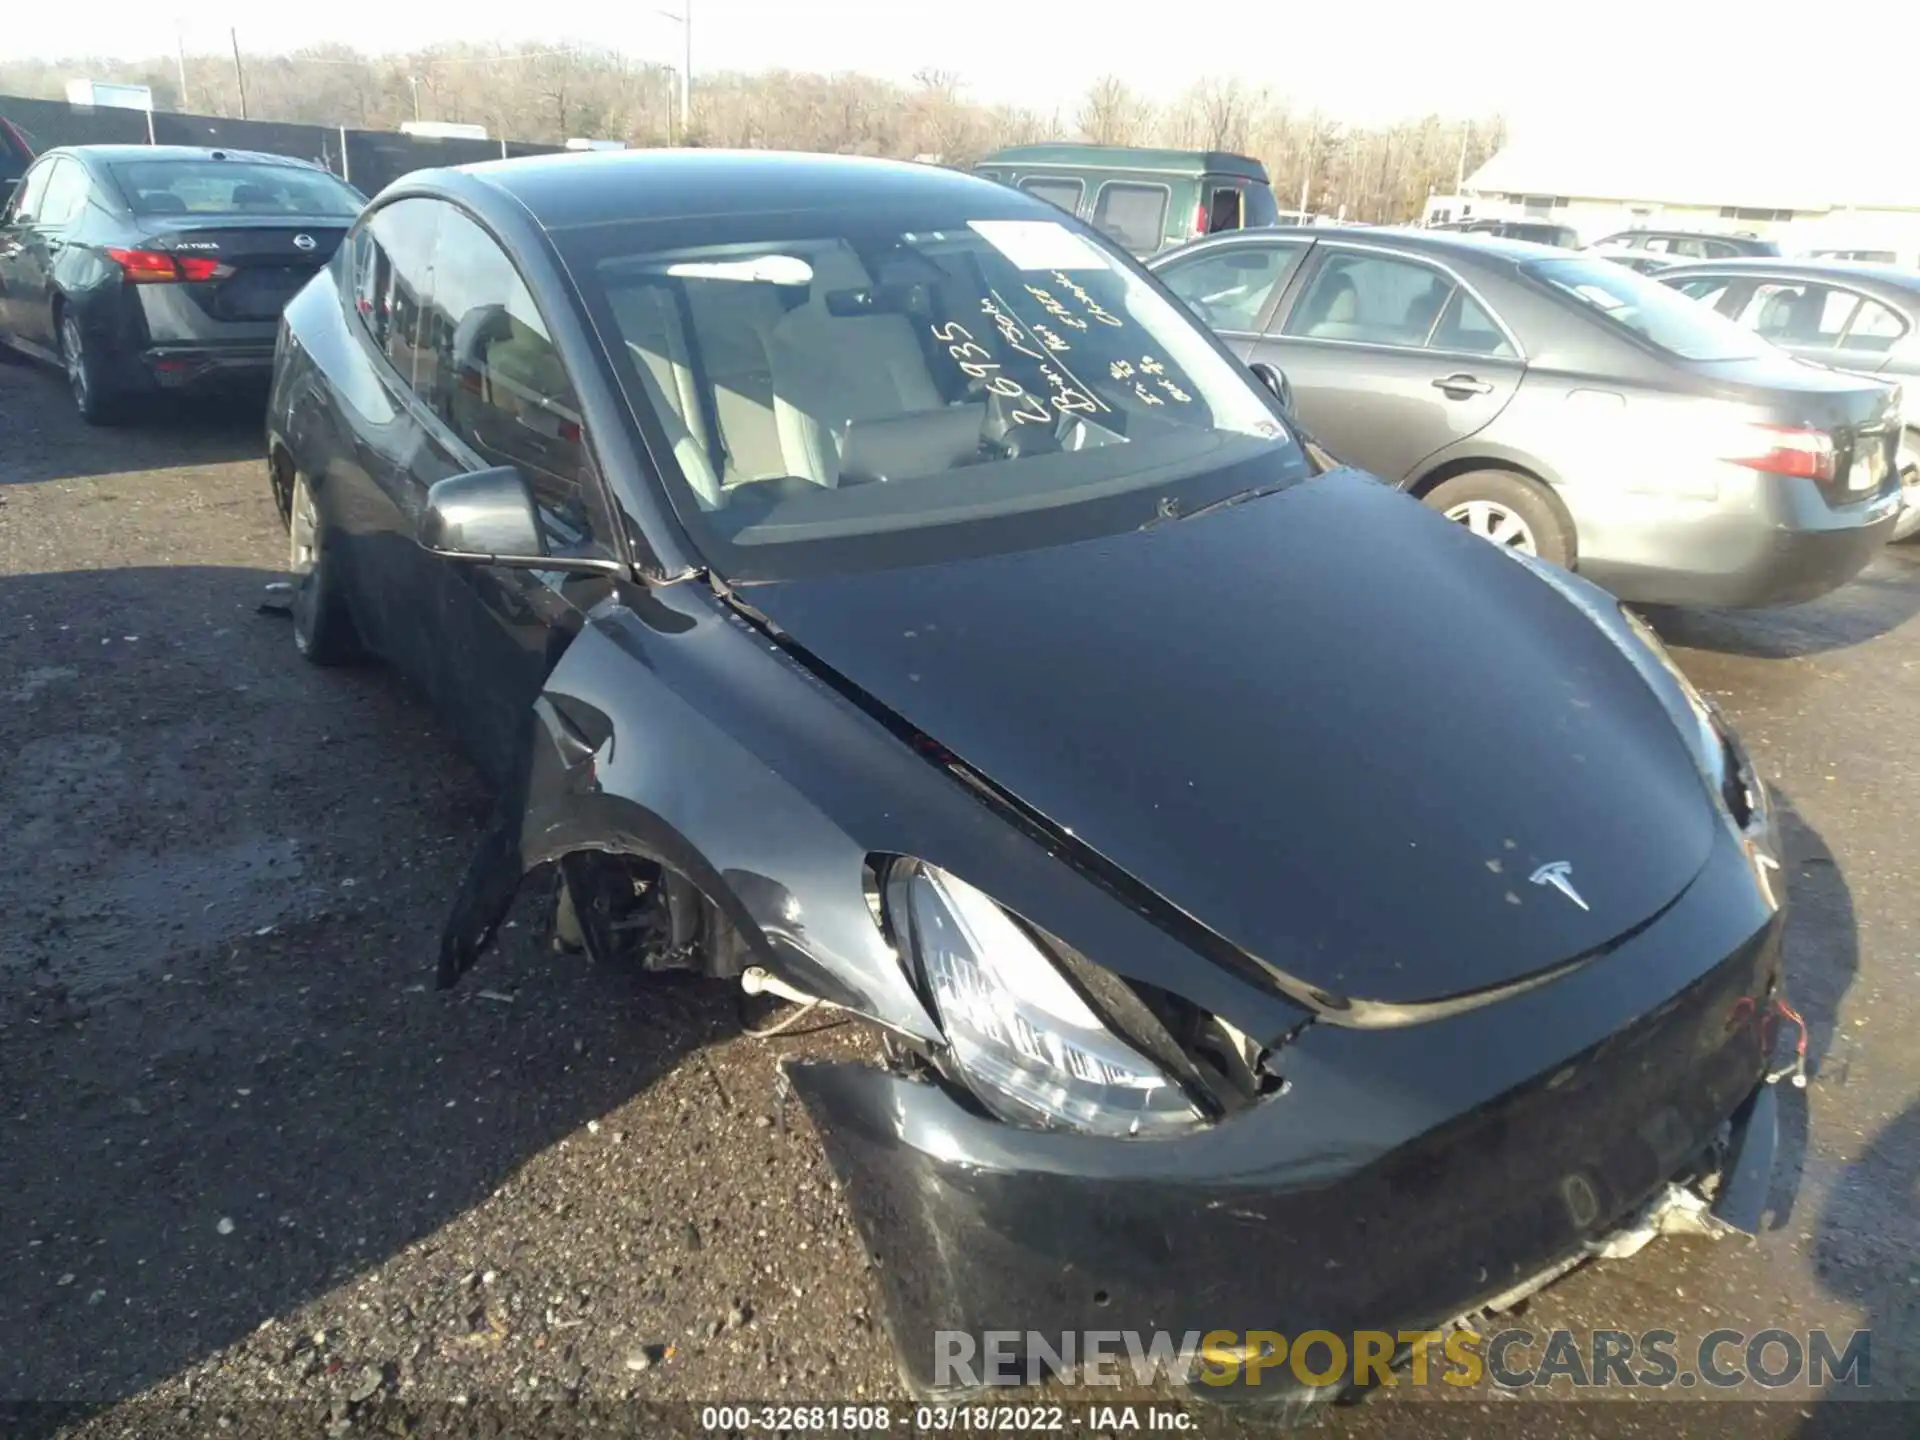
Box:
1248 361 1293 414
416 466 550 564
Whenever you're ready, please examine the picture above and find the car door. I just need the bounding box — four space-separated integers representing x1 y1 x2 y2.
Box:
0 158 64 348
412 203 622 788
324 196 471 699
1152 238 1310 358
1247 243 1525 482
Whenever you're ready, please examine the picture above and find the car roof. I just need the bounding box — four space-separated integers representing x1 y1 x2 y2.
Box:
47 144 326 170
1163 225 1567 268
1598 227 1763 241
975 143 1268 180
457 148 1053 232
1654 256 1920 292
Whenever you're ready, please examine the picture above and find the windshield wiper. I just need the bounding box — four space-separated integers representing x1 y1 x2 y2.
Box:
1141 477 1296 530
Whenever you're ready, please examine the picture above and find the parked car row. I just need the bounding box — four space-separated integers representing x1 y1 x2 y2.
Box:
1151 224 1906 604
0 142 1851 1410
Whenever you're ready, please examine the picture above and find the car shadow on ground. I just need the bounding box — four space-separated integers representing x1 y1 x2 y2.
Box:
0 562 747 1431
1763 790 1859 1235
1640 545 1920 660
0 360 268 486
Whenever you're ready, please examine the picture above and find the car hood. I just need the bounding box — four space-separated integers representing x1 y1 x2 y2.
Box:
743 469 1720 1006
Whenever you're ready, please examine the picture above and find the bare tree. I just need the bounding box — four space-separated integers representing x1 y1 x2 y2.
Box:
0 45 1501 219
1076 75 1152 146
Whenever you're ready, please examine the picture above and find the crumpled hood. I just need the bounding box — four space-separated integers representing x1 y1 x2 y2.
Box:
744 470 1719 1005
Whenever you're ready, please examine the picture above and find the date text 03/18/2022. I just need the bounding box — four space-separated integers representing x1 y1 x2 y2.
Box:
698 1404 1196 1432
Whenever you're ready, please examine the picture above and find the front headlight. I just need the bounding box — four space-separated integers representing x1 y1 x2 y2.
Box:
887 862 1203 1138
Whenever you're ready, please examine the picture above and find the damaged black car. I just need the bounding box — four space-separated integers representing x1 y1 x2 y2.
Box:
265 149 1793 1412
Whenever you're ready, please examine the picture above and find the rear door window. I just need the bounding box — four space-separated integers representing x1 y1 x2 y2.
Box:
7 159 53 223
1280 250 1514 355
1018 176 1084 214
1841 296 1909 354
1737 281 1860 348
35 159 90 227
1091 182 1169 254
1157 241 1306 332
351 198 438 391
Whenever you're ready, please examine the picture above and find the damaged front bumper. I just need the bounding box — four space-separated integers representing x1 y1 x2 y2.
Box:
790 903 1784 1406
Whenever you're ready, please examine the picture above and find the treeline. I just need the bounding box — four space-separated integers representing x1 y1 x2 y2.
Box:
0 45 1504 224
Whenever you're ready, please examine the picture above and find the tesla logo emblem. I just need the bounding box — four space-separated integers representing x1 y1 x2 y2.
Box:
293 233 317 251
1530 861 1589 911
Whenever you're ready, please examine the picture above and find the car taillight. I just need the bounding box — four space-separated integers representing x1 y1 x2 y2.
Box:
1191 200 1208 238
1727 424 1837 483
106 248 228 283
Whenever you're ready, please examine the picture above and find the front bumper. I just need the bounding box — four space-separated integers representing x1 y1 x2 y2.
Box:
792 831 1785 1404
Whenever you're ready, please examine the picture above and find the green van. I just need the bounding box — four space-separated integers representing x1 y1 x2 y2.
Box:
973 144 1281 257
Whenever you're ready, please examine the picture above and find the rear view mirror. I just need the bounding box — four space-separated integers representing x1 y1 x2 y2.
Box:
416 467 550 565
1248 361 1293 414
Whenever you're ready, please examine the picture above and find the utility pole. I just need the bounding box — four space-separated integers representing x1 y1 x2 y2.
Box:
175 23 191 110
659 6 691 142
409 74 422 122
229 28 248 119
1298 115 1316 218
1455 118 1471 195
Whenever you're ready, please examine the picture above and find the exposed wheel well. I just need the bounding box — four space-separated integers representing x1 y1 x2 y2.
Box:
1407 455 1549 500
267 443 295 528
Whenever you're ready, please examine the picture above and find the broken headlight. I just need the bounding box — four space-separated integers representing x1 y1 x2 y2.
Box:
887 861 1203 1138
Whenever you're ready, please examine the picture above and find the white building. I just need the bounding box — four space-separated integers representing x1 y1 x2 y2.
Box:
1451 123 1920 258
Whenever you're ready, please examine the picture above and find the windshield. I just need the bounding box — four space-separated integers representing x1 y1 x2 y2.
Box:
109 160 363 218
1523 257 1769 361
566 211 1296 577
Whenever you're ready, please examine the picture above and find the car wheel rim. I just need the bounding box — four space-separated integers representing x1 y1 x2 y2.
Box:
61 317 87 410
1444 499 1538 555
289 477 321 652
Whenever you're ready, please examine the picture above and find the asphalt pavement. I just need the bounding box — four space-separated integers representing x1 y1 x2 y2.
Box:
1 356 1915 1439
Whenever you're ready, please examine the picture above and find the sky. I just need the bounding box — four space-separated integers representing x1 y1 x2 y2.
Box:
5 0 1917 140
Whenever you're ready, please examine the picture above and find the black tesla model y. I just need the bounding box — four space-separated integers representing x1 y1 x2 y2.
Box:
265 148 1793 1411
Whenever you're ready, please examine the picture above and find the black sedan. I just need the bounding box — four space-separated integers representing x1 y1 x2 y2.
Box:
1151 227 1902 608
268 149 1789 1408
0 145 363 423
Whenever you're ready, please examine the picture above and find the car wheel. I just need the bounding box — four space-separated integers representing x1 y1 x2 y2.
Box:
288 472 362 666
58 310 125 426
1424 470 1573 567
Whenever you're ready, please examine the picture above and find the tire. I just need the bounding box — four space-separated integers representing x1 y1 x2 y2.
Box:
288 472 363 666
1422 469 1573 568
57 309 127 426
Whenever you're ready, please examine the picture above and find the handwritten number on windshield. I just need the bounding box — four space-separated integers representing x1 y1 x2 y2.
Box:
930 322 1053 424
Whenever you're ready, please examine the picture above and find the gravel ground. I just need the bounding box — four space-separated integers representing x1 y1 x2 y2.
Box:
2 353 1916 1440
